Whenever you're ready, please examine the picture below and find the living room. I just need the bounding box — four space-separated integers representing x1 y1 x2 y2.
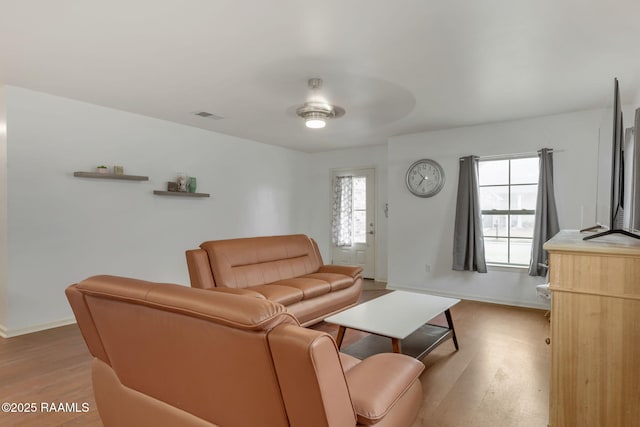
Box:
2 1 640 426
1 86 629 335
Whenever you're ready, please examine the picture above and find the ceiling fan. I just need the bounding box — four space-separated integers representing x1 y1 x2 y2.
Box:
295 78 345 129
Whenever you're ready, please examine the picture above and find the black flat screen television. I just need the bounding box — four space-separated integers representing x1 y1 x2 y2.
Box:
585 78 640 241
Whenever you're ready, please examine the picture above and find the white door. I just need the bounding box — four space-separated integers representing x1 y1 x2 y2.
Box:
331 168 376 279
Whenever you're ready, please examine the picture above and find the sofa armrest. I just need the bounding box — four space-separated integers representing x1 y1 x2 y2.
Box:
185 249 216 289
344 353 424 425
317 264 363 278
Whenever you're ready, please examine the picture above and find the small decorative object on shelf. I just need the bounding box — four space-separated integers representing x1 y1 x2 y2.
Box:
96 165 108 174
177 172 188 192
158 172 203 195
113 165 124 175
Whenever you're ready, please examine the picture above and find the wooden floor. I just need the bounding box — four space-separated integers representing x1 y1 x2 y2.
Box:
0 283 550 427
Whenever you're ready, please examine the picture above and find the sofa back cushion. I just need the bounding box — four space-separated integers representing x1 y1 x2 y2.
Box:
200 234 323 289
67 275 298 427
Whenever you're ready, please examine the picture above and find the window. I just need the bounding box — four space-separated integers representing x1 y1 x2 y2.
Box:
478 157 539 267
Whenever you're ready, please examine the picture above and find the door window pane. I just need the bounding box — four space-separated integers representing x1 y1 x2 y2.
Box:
352 177 366 210
352 176 367 243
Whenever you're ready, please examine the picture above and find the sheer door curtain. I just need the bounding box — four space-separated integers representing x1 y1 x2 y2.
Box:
332 176 353 247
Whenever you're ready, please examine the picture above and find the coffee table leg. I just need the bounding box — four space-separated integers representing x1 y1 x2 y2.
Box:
336 326 346 349
392 338 402 353
444 309 459 350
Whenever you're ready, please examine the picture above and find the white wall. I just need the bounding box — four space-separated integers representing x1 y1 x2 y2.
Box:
388 109 607 308
306 145 388 281
0 87 7 334
2 86 310 336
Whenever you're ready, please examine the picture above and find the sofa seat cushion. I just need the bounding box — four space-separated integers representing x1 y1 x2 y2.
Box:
301 272 353 291
339 352 362 373
271 278 331 300
250 284 304 306
318 264 363 278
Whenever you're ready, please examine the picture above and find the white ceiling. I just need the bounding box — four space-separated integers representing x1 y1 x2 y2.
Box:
2 0 640 153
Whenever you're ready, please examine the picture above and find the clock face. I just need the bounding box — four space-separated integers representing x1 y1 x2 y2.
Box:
405 159 445 197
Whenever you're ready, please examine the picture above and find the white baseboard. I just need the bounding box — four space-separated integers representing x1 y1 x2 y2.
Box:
387 284 550 310
0 317 77 338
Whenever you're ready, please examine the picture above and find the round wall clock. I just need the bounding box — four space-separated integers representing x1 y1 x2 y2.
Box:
405 159 445 197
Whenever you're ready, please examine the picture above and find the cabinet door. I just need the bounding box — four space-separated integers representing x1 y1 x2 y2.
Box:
551 290 640 427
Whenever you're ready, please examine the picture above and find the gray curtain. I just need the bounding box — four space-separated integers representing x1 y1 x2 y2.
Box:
529 148 560 276
453 156 487 273
331 176 353 247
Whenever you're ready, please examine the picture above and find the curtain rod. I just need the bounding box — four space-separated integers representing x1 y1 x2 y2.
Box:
460 149 565 162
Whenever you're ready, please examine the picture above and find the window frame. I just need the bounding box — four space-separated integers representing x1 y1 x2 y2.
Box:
478 156 538 268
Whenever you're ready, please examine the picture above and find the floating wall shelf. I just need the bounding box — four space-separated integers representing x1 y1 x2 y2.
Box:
153 190 210 198
74 172 149 181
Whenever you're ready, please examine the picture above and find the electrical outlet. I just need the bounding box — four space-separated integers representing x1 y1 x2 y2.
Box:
425 264 431 273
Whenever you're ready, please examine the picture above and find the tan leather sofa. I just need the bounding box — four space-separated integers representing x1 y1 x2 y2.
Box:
66 275 424 427
186 234 363 326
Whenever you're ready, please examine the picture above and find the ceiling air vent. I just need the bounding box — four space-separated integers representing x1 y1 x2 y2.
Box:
194 111 224 120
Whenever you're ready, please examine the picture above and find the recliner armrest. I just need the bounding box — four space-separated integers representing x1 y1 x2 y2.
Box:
344 353 424 425
318 264 363 278
206 287 266 299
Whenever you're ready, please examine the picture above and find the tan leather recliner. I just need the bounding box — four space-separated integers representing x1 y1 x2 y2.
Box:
66 275 424 427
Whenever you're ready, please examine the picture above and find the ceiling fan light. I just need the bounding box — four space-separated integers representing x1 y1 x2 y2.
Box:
302 110 329 129
306 118 326 129
294 83 345 129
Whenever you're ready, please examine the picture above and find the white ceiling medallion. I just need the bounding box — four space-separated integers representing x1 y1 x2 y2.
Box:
295 78 345 129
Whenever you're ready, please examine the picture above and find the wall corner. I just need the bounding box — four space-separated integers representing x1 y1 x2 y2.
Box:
0 85 8 332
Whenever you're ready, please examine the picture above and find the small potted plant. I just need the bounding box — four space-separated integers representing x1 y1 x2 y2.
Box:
96 165 108 174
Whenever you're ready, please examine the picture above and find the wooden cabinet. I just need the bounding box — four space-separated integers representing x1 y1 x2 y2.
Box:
544 230 640 427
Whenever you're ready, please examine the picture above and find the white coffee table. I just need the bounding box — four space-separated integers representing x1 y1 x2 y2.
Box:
324 290 460 359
